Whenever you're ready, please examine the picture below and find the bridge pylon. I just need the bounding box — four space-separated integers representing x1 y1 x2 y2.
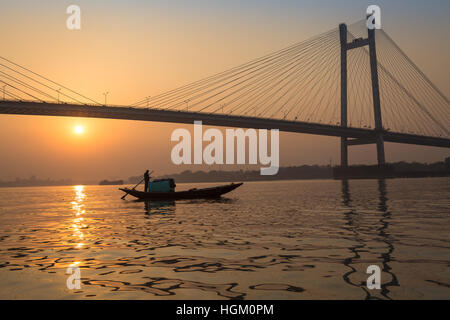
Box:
339 20 386 167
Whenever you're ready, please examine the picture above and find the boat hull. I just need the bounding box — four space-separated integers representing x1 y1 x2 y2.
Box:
120 182 243 200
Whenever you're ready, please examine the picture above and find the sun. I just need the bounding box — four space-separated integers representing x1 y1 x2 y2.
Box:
74 125 84 134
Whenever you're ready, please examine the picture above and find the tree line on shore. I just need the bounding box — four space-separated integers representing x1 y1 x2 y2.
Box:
2 158 449 187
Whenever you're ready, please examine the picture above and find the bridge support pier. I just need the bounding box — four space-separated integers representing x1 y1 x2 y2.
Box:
341 137 348 167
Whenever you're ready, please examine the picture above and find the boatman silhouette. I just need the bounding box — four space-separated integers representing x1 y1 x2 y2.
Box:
144 170 150 192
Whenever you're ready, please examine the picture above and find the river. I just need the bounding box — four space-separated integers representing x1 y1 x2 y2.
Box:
0 178 448 299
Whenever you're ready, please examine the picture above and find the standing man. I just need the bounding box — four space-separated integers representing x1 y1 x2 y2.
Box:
144 170 150 192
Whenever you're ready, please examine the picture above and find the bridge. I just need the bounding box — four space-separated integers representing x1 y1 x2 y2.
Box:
0 19 449 166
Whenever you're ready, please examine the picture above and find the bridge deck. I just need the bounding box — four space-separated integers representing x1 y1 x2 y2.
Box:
0 101 449 148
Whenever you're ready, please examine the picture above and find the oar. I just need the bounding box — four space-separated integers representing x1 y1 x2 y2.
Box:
121 177 145 200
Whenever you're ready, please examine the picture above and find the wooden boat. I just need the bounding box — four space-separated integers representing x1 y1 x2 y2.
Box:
119 182 243 200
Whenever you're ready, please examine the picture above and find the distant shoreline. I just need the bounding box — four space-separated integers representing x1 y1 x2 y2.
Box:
0 174 449 189
1 160 449 188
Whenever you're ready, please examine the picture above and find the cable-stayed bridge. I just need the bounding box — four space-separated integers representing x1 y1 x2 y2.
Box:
0 20 449 166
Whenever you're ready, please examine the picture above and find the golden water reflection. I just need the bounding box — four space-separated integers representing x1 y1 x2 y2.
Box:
71 185 86 251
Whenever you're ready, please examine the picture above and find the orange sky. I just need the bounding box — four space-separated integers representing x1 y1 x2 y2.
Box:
0 1 449 181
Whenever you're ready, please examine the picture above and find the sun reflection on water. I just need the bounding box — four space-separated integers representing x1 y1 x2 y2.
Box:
71 185 86 251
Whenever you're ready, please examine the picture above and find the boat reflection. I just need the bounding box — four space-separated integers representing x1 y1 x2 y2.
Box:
139 197 235 215
341 179 399 299
143 200 176 215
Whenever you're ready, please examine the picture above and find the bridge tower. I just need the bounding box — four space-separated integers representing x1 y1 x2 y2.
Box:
339 20 386 167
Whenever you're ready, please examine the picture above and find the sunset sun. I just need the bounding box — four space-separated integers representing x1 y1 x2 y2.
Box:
74 125 84 134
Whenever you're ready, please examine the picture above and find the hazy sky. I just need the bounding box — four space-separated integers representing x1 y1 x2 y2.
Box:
0 0 449 181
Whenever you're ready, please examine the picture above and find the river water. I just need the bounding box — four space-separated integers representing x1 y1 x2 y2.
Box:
0 178 448 299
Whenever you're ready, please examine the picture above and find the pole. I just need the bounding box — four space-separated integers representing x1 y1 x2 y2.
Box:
103 92 109 105
121 177 145 200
